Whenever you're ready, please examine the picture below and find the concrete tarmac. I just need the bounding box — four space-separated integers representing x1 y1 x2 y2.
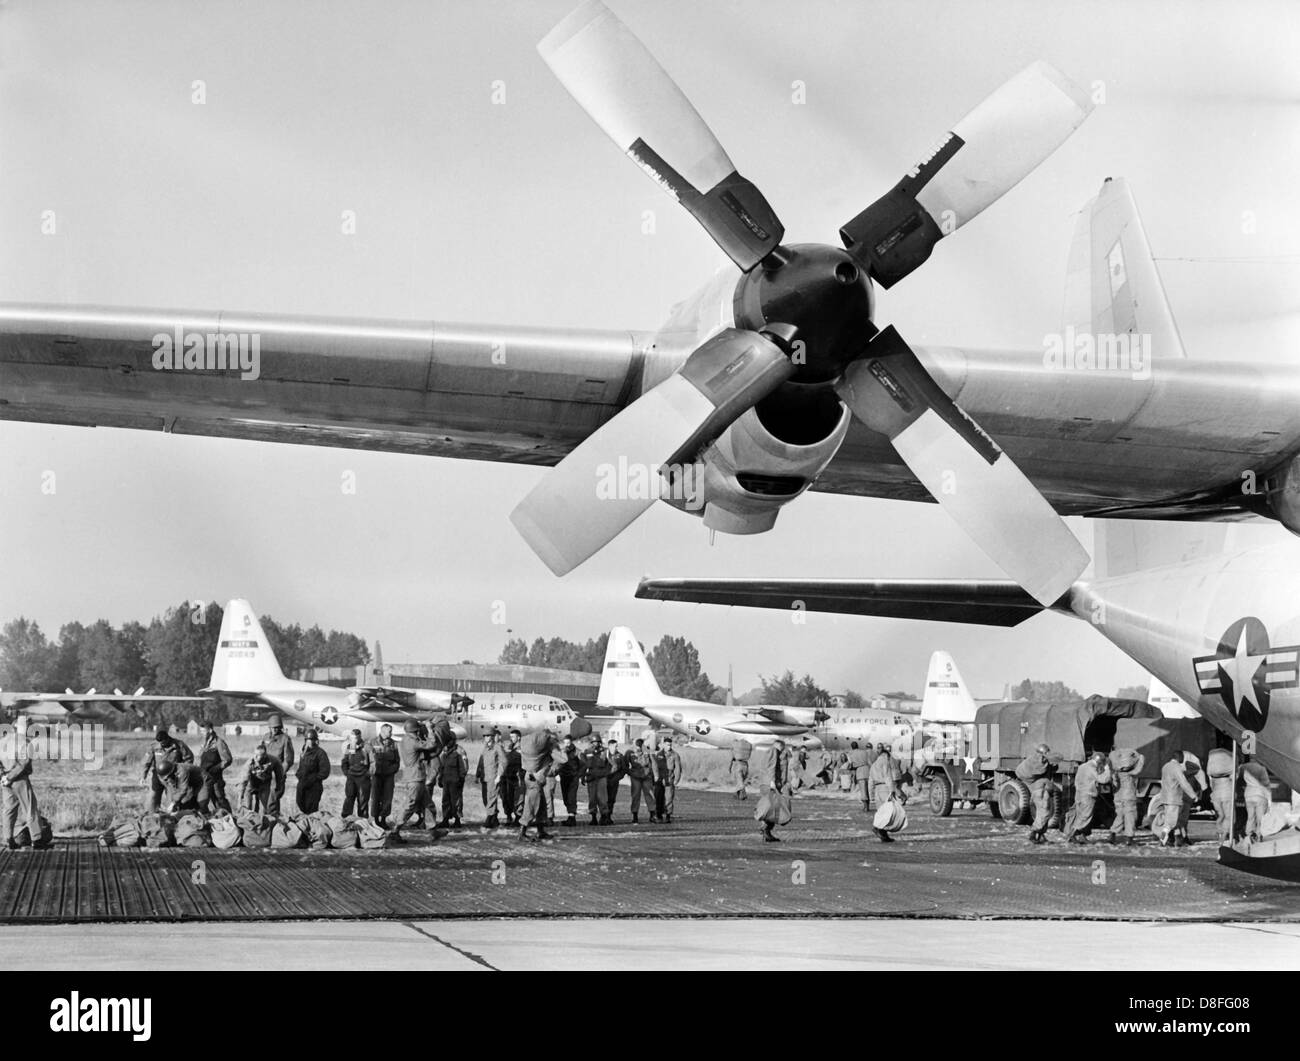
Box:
0 918 1296 970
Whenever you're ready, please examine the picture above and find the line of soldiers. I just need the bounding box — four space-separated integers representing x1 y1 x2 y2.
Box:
1014 742 1274 846
476 730 683 833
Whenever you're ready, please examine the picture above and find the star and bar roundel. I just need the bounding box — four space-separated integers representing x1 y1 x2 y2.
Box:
1193 617 1300 732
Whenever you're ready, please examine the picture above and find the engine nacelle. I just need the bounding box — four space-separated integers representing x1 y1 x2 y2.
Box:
666 398 849 535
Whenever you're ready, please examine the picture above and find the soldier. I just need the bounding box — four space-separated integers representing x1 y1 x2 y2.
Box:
518 727 559 841
501 730 523 826
340 730 372 818
264 715 295 812
557 736 582 826
238 742 285 813
581 736 611 825
140 728 194 812
199 720 233 812
847 741 871 812
1016 743 1058 844
627 738 655 823
1065 751 1112 844
475 731 505 828
1158 751 1199 847
369 723 401 826
758 738 792 843
1239 754 1273 844
868 743 902 843
730 738 752 800
395 720 437 836
605 738 626 821
1 726 39 849
1206 746 1235 844
655 737 683 823
790 745 809 792
1107 748 1145 846
437 737 469 828
295 729 331 814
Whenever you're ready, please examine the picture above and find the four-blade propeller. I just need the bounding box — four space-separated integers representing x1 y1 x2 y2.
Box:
514 0 1093 605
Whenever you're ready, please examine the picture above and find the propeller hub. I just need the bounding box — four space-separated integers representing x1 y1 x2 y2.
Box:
733 243 875 384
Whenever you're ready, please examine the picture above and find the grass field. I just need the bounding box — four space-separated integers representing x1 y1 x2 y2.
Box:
19 733 862 834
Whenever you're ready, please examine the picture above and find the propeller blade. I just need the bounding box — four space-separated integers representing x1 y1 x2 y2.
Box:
836 327 1088 605
539 0 783 271
840 61 1093 288
512 326 797 574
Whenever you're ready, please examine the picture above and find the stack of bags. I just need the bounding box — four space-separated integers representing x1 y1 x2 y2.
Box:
97 810 396 851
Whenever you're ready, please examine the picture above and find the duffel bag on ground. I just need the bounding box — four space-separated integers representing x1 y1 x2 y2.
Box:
873 797 908 833
271 817 307 849
140 813 175 849
303 813 334 850
356 819 394 850
326 815 360 849
209 813 243 850
174 813 211 848
99 817 144 848
236 811 274 848
754 791 793 827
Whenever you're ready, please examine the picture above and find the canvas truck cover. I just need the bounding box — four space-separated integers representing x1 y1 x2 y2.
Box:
975 696 1163 765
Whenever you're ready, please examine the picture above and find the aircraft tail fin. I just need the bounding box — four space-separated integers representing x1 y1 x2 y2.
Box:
597 627 665 708
1146 672 1199 719
1063 177 1185 363
921 651 978 724
206 599 287 693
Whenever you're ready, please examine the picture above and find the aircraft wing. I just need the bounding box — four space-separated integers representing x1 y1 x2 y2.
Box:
635 578 1059 626
5 305 1300 520
2 692 211 721
0 305 648 468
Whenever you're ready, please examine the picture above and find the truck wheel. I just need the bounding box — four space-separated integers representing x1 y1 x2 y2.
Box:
929 774 954 817
999 779 1034 825
988 799 1002 819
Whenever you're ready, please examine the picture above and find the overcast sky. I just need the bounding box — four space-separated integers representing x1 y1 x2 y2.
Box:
1 0 1298 699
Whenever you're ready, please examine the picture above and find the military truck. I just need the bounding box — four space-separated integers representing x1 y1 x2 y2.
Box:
918 696 1219 827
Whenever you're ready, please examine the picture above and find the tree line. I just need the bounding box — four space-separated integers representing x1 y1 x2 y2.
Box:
0 601 369 726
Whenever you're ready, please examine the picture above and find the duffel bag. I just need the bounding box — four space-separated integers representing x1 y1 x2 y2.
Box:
873 797 907 834
754 791 793 827
236 811 274 849
174 813 211 848
209 813 243 850
356 819 394 850
140 812 175 849
271 817 307 849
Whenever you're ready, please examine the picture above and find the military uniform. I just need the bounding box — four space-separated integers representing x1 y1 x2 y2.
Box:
141 735 194 812
654 745 683 822
438 742 469 826
582 745 612 824
1015 750 1057 842
605 745 626 819
369 733 401 824
239 753 285 813
199 729 233 812
396 728 438 830
1240 760 1272 842
1207 748 1235 844
1066 757 1112 842
847 746 872 810
1108 750 1145 844
295 739 332 814
264 724 295 809
475 738 507 826
868 752 901 809
729 739 752 800
627 745 655 821
1158 756 1199 845
341 741 372 818
519 730 558 837
557 743 582 824
1 742 39 847
501 742 523 825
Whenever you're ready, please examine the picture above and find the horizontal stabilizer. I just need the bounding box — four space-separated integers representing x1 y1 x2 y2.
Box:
635 578 1059 626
